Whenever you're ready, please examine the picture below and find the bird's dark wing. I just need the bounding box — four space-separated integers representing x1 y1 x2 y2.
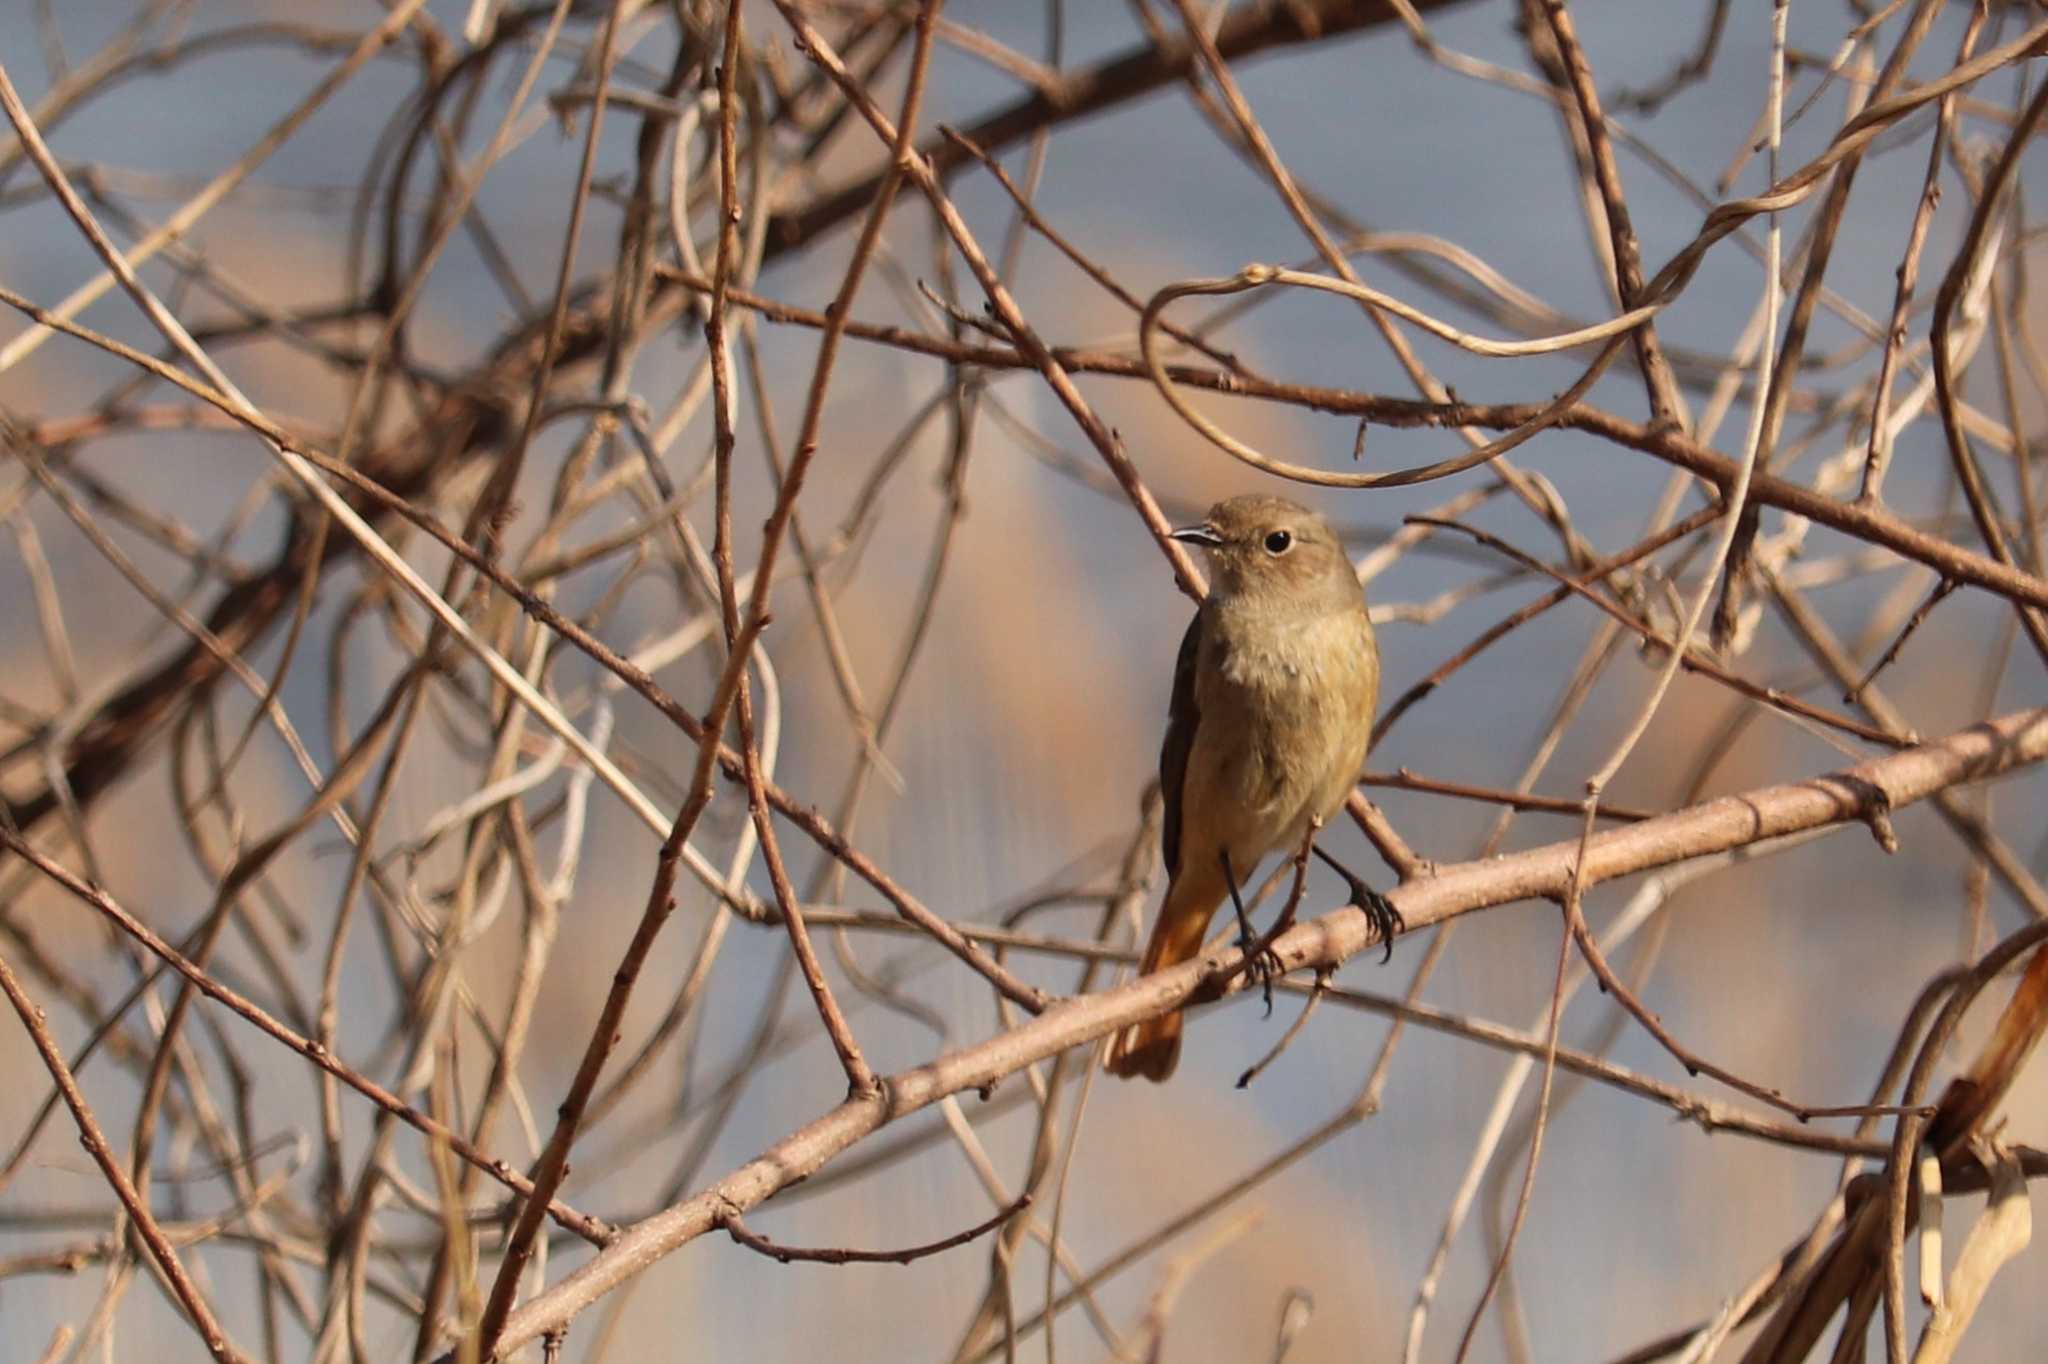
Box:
1158 611 1203 882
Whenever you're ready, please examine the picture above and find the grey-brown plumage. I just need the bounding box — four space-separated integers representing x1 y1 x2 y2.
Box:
1108 494 1385 1082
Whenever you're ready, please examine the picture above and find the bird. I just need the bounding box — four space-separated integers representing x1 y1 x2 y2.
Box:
1107 493 1398 1082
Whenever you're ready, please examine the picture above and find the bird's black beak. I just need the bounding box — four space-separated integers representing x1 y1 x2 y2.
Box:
1169 522 1223 549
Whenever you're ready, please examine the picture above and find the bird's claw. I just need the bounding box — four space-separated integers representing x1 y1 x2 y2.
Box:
1309 845 1403 963
1354 885 1403 963
1234 929 1287 1016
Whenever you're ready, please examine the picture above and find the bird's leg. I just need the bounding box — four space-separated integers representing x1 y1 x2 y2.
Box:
1216 842 1307 1014
1310 844 1403 963
1219 849 1280 998
1219 848 1257 950
1243 822 1318 1015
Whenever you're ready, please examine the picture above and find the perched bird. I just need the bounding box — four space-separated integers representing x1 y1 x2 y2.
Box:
1107 494 1397 1082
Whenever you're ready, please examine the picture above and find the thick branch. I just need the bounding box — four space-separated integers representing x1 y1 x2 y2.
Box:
469 705 2048 1359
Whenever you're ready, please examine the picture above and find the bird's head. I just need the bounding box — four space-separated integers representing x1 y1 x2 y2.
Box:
1170 494 1358 606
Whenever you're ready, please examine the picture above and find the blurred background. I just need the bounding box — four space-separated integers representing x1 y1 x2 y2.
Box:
1 1 2045 1360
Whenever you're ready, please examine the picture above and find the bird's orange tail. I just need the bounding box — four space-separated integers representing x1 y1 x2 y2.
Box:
1106 865 1225 1082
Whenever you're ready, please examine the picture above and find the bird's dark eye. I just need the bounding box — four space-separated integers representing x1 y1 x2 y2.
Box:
1263 529 1293 555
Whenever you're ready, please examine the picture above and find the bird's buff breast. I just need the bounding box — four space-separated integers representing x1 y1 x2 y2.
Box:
1183 607 1376 869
